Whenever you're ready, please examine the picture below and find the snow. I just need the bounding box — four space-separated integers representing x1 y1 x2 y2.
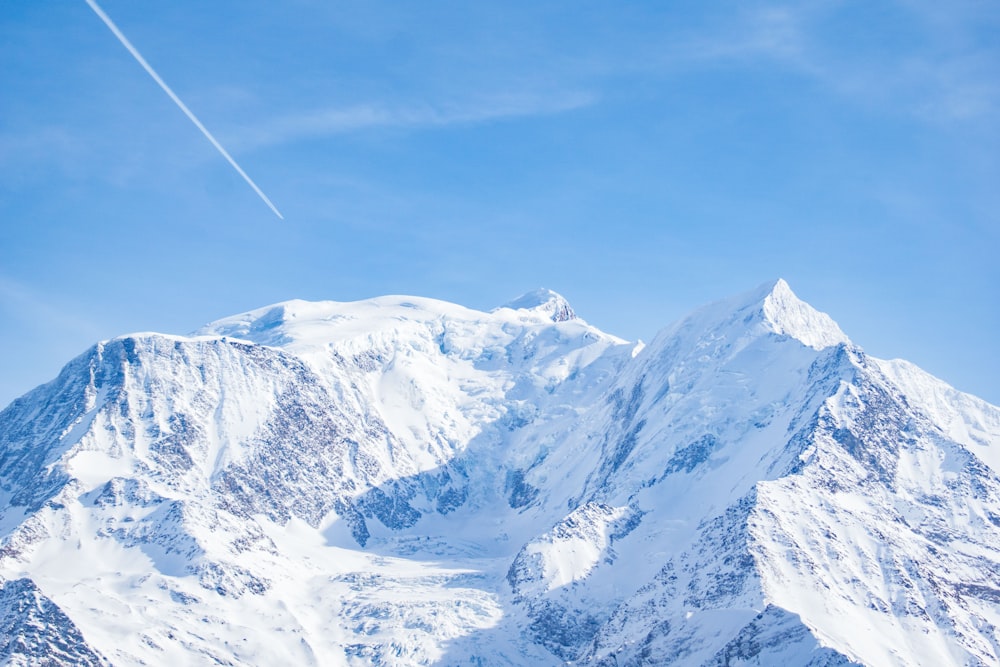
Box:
874 356 1000 473
0 280 997 666
498 288 577 322
762 278 850 350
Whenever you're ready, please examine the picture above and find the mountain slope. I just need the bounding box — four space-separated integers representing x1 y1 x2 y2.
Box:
0 578 109 666
0 281 997 666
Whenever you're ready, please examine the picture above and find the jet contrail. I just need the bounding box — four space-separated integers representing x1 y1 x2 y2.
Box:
83 0 284 219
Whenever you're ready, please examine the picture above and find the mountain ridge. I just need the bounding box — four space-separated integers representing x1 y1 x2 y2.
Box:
0 280 997 666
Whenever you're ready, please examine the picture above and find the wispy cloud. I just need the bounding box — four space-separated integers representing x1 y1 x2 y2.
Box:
0 275 104 340
0 126 88 181
903 55 999 122
669 3 999 125
679 6 812 64
230 90 596 151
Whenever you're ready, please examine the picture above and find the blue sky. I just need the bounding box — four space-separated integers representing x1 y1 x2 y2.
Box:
1 0 998 406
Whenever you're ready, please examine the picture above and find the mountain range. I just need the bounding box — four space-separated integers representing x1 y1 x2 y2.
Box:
1 279 998 666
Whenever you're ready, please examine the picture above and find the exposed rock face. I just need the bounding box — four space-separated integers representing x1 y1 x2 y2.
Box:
0 578 109 666
0 282 997 665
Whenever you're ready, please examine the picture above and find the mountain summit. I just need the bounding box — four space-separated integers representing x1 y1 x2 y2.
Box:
0 281 997 666
759 278 849 349
500 287 578 322
655 279 849 356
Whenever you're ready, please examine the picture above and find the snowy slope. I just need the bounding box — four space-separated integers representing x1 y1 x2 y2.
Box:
0 281 997 666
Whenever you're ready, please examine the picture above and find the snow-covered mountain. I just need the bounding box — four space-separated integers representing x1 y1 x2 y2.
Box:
1 280 997 666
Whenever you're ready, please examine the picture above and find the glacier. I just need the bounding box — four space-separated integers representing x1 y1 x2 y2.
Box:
0 279 997 666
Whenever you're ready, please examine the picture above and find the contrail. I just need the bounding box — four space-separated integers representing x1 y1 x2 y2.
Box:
83 0 284 219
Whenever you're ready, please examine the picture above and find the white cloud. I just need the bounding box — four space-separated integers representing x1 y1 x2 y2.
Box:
229 90 597 151
679 6 812 64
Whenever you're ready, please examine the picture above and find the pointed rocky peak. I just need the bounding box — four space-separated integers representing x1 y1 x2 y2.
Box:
648 279 850 360
758 279 849 350
501 288 577 322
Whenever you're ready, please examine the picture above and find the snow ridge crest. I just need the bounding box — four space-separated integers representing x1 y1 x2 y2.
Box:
501 288 577 322
760 279 848 350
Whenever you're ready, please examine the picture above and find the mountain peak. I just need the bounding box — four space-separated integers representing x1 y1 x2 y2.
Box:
654 279 850 356
758 279 848 350
2 281 998 666
501 288 577 322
